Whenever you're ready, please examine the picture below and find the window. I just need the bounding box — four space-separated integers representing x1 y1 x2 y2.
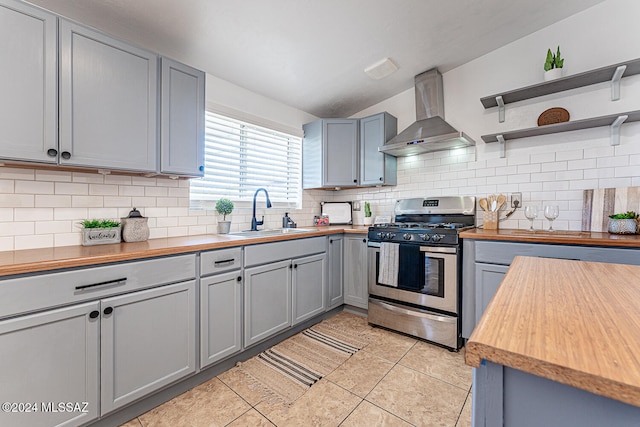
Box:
190 112 302 208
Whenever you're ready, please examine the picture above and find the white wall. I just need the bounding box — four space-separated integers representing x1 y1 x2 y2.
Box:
342 0 640 231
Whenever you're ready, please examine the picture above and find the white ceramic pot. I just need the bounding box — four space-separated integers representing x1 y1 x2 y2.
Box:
544 68 564 81
363 217 373 226
217 221 231 234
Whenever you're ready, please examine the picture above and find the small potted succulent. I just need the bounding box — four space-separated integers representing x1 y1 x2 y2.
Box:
363 201 373 226
544 46 565 81
79 219 121 246
607 211 638 234
215 198 234 234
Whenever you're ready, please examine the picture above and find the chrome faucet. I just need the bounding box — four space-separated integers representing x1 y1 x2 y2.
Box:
250 188 272 231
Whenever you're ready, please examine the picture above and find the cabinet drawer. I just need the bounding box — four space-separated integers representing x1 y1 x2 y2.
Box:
0 254 196 320
244 237 325 267
200 247 242 276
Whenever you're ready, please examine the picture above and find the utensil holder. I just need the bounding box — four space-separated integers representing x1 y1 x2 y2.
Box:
484 211 499 230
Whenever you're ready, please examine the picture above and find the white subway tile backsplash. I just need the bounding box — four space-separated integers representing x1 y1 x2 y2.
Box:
119 186 145 197
144 186 169 197
0 208 13 222
555 149 583 161
555 170 583 181
35 221 72 234
55 182 89 195
567 159 597 170
15 234 53 250
0 180 14 193
104 175 132 185
0 222 34 236
14 208 53 221
71 195 104 208
530 152 555 163
599 178 633 188
71 172 104 184
16 180 54 194
130 197 157 207
35 170 71 182
103 196 131 207
541 162 567 172
34 195 68 208
0 168 35 180
54 208 88 221
597 156 629 168
89 184 119 196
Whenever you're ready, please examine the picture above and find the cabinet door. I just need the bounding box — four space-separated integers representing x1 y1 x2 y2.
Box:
327 236 344 309
360 113 397 186
200 271 242 368
160 57 205 176
475 263 509 325
100 281 196 415
59 20 157 172
244 260 292 347
344 235 368 309
0 301 99 427
0 0 57 163
292 253 326 325
323 119 358 187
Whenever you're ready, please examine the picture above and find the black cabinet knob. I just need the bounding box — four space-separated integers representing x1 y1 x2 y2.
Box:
103 307 114 315
362 239 366 243
47 148 58 157
329 239 333 243
294 264 298 269
61 151 71 159
289 264 293 269
379 177 383 181
353 179 357 183
237 276 242 282
89 310 100 319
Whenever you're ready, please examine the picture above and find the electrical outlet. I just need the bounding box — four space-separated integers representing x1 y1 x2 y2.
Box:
352 201 361 211
511 193 522 208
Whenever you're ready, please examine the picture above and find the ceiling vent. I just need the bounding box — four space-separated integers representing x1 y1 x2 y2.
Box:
364 58 398 80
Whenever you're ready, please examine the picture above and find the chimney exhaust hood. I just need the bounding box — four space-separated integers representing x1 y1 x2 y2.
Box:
379 68 474 157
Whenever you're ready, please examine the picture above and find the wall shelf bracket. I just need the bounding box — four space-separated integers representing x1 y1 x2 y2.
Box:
496 96 505 123
496 134 506 158
611 65 627 101
610 115 628 146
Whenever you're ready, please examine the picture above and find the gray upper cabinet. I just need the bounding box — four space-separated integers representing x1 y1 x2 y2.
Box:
59 19 158 172
160 57 205 176
359 112 397 186
0 0 57 164
303 119 359 189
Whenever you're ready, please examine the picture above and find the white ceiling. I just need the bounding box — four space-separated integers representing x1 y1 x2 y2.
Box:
28 0 604 118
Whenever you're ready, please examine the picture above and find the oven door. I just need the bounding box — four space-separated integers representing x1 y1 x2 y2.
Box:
368 242 458 314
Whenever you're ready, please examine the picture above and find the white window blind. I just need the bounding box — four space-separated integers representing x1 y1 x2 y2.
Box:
190 112 302 208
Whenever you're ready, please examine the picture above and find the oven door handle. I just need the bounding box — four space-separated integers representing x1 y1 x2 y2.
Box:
371 299 457 324
420 246 457 254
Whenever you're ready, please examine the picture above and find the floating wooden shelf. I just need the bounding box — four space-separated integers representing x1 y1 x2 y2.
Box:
480 58 640 109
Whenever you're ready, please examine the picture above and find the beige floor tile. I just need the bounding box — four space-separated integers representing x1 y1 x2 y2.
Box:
361 326 417 363
399 341 472 390
119 418 142 427
138 377 251 427
255 378 362 427
366 365 468 427
456 391 472 427
227 408 275 426
341 400 413 427
325 350 394 397
218 365 266 406
321 311 369 332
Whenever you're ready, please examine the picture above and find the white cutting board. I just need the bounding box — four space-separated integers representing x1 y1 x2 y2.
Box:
321 202 352 224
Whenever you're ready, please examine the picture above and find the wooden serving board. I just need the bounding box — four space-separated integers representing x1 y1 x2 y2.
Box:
582 186 640 232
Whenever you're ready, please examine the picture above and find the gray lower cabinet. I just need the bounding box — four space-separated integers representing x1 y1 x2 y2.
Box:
59 19 158 172
359 112 397 186
200 270 243 368
0 301 100 427
343 235 368 309
244 260 292 347
474 262 509 325
327 235 344 309
292 253 326 325
160 57 205 176
0 0 57 164
100 281 196 415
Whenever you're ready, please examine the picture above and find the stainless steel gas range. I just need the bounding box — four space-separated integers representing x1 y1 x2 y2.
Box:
367 196 476 351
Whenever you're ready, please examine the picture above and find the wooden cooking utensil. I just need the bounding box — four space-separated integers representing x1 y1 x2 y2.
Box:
479 198 489 212
496 194 507 210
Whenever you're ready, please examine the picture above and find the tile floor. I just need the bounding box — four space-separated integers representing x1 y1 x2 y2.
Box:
121 312 472 427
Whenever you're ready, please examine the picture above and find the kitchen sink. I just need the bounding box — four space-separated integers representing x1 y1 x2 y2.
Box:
229 228 315 238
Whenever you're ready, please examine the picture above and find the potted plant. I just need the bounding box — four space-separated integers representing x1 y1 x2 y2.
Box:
363 201 373 226
79 219 121 246
544 46 564 81
607 211 638 234
215 198 234 234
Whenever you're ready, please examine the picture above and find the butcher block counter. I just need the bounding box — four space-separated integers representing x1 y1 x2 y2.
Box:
0 225 368 277
460 227 640 247
466 256 640 426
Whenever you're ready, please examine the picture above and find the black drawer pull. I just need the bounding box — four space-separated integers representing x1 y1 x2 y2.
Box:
362 239 367 243
214 259 235 267
89 310 100 319
237 276 242 282
61 151 71 159
75 277 127 291
103 307 113 315
47 148 58 157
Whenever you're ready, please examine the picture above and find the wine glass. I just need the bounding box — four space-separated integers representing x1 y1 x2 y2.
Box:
524 205 538 231
544 205 560 231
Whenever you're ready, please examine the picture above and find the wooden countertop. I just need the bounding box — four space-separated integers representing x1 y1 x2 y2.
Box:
460 228 640 248
465 256 640 407
0 226 368 277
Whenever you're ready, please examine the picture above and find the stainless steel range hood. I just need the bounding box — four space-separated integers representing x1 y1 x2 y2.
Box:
380 68 475 157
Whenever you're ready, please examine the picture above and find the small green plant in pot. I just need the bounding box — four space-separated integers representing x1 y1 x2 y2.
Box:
79 219 121 246
607 211 638 234
363 201 373 226
544 46 564 81
215 198 234 234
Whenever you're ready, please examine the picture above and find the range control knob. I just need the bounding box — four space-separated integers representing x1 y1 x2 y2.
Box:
377 232 385 239
431 234 443 243
386 232 396 240
403 233 412 240
418 233 428 241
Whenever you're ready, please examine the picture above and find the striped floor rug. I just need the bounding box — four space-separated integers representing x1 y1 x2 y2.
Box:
236 322 369 405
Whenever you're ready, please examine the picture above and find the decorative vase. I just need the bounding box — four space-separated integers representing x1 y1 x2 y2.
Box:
607 218 638 234
82 226 122 246
121 208 149 242
544 68 564 81
217 221 231 234
363 217 373 226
